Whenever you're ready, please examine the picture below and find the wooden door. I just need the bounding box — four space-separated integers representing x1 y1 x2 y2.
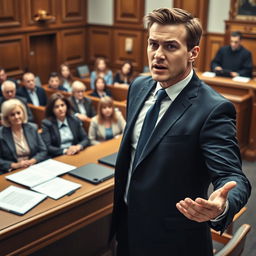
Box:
29 33 56 83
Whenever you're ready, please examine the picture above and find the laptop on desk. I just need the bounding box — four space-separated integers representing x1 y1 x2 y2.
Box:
69 163 114 185
98 152 118 168
215 69 232 78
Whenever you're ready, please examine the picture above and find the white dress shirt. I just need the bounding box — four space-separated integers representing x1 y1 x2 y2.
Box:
124 70 193 202
27 88 40 106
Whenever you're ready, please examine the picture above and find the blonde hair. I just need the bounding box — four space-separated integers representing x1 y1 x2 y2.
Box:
97 96 117 124
1 99 28 127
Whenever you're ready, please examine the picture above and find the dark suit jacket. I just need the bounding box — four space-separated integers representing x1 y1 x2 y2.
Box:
90 89 112 98
111 73 251 256
0 96 34 123
18 86 47 106
0 123 47 173
41 115 90 157
69 96 96 118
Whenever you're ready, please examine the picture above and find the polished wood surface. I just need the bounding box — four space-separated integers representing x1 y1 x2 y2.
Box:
198 72 256 161
0 137 121 255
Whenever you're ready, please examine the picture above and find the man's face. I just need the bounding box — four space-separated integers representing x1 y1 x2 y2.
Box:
147 23 198 88
23 73 36 90
0 70 7 83
2 82 16 99
230 36 241 51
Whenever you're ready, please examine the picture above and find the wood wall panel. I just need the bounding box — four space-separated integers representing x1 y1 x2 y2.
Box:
113 29 142 69
26 0 56 25
61 0 86 23
115 0 144 26
204 33 225 71
0 35 26 76
61 29 85 66
0 0 21 28
88 27 112 66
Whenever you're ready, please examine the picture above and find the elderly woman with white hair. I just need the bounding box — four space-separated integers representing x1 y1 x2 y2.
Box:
0 99 47 173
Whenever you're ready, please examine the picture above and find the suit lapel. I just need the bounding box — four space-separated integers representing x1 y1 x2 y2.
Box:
120 78 156 148
3 127 17 160
133 73 200 172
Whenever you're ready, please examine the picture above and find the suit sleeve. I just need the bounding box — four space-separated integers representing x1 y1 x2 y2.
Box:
0 140 13 173
200 100 251 232
30 130 48 163
238 51 253 77
41 120 64 157
88 118 100 145
211 48 223 71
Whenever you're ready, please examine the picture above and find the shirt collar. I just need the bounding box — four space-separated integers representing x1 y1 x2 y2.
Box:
57 118 68 128
154 69 193 102
26 87 37 94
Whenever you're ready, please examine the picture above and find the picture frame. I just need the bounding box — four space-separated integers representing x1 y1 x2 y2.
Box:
230 0 256 20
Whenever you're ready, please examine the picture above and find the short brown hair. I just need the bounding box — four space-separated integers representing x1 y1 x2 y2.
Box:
97 96 117 124
1 98 28 127
45 93 72 120
144 8 202 50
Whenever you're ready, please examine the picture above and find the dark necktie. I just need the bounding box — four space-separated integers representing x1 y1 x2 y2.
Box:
133 88 168 168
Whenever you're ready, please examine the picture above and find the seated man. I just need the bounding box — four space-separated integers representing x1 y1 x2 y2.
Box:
18 72 47 106
211 31 253 78
69 80 96 122
0 80 34 123
0 67 19 96
48 72 67 91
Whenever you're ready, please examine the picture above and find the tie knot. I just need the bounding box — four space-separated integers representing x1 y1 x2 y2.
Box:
156 89 167 102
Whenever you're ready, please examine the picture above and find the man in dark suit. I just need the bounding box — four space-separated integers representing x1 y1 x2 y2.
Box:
69 80 96 122
0 80 34 123
18 72 47 106
111 8 251 256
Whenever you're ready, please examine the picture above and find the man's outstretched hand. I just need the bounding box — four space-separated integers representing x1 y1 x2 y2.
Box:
176 181 237 222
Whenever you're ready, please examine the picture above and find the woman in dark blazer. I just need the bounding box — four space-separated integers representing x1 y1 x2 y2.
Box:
41 93 90 157
0 99 47 173
90 77 112 98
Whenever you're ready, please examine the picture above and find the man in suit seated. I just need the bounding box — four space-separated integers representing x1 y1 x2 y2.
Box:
0 80 34 123
48 72 67 91
211 31 253 78
69 80 96 122
18 72 47 106
0 67 19 96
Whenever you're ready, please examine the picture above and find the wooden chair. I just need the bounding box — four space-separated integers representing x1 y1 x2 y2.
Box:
28 104 46 128
108 85 128 101
212 224 251 256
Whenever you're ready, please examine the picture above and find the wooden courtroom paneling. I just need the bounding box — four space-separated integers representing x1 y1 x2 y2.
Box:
61 28 86 66
0 0 22 28
204 33 225 71
26 0 56 26
60 0 86 23
0 35 26 76
114 0 144 26
113 29 143 70
88 26 112 65
28 33 57 83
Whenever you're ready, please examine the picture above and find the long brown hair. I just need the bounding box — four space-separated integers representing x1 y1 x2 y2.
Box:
94 57 109 76
60 63 74 83
97 96 117 124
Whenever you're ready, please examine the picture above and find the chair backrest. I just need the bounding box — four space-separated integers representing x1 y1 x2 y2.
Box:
212 224 251 256
28 104 46 128
77 65 90 78
108 85 128 101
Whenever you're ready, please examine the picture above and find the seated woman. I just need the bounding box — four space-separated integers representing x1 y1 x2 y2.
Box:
48 72 67 91
113 60 135 87
41 93 90 157
88 96 126 145
60 63 74 92
90 57 113 90
90 77 112 98
0 99 47 173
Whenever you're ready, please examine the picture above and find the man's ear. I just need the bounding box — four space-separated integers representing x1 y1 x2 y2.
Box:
188 46 200 62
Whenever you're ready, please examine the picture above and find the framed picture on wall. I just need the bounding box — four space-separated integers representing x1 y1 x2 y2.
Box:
230 0 256 20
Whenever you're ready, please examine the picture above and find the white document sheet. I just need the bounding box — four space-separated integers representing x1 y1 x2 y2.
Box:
32 177 81 200
232 76 250 83
0 185 47 215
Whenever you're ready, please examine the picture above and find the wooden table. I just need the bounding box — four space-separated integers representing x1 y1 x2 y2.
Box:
0 137 121 256
198 72 256 161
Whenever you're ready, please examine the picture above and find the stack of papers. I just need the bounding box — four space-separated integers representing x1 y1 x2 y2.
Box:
232 76 250 83
0 185 47 215
5 159 81 200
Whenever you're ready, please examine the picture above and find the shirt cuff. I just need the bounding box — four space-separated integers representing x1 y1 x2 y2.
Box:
210 200 229 222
